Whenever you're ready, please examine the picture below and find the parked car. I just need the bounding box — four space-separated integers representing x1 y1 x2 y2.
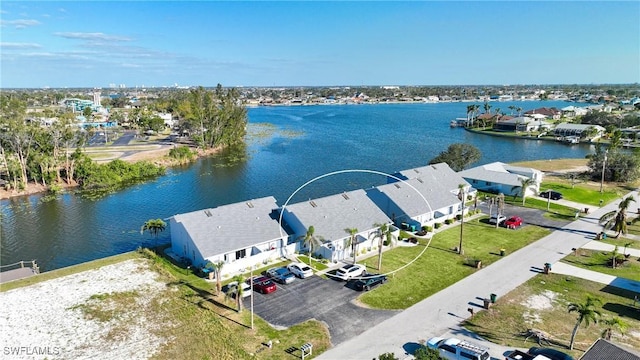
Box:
247 276 277 294
426 337 490 360
504 216 523 228
353 274 387 291
489 215 506 225
505 349 552 360
539 190 563 200
334 264 366 281
528 347 574 360
287 263 314 279
265 267 295 284
224 280 252 298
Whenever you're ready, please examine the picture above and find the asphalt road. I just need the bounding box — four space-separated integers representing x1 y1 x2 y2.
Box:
246 274 398 345
111 131 136 146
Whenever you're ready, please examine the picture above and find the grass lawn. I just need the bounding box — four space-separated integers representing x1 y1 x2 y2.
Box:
540 181 621 206
296 255 329 271
481 191 577 220
561 249 640 281
463 274 640 359
358 218 551 310
510 159 587 172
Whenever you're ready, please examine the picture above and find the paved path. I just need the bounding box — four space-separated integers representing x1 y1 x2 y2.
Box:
318 190 639 360
551 262 640 293
581 240 640 257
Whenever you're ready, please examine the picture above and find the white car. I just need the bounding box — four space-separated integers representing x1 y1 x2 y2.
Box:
225 281 252 298
489 215 506 225
334 264 366 281
287 263 314 278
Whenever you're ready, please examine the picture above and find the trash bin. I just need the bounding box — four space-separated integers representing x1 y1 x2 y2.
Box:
500 249 506 256
483 298 491 309
490 293 497 303
544 263 552 274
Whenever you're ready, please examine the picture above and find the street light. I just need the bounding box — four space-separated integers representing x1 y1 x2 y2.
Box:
600 149 608 193
546 190 551 211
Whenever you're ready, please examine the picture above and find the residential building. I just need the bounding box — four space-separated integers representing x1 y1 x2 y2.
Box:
580 338 640 360
553 123 606 139
281 189 392 263
458 162 543 197
168 196 288 277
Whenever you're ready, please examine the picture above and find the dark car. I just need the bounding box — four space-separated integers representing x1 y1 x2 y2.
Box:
247 276 277 294
265 267 295 284
353 274 388 291
539 190 563 200
528 347 574 360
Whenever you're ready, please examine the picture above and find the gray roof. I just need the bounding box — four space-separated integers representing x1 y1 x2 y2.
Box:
555 123 605 131
580 338 640 360
458 162 527 187
371 174 469 216
171 196 283 258
399 162 469 184
284 189 391 241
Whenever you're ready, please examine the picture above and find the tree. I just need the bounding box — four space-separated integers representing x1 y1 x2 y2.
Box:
599 195 635 238
225 274 245 312
429 143 481 172
345 228 359 264
414 346 444 360
377 352 399 360
213 260 224 295
140 218 167 252
457 184 466 255
300 225 323 266
511 177 537 206
568 296 602 350
371 223 394 270
601 316 628 341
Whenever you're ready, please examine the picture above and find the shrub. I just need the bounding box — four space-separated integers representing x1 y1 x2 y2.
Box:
434 223 442 229
169 146 196 161
444 219 453 225
455 214 463 221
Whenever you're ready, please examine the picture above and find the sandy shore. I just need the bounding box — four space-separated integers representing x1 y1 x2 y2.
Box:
0 259 168 360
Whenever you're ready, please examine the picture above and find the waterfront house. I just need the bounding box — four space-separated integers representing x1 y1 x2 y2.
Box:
553 123 605 139
560 105 588 117
493 116 543 132
524 107 561 120
168 196 289 277
281 189 392 263
458 162 543 197
369 163 473 230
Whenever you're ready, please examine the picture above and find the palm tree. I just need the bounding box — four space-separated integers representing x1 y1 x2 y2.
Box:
511 178 537 206
457 184 466 255
508 105 516 115
599 195 636 238
345 228 359 265
483 101 492 114
213 260 224 295
568 296 602 350
516 106 523 117
225 274 245 312
300 225 323 266
140 218 167 252
601 316 628 340
370 223 395 270
623 241 633 256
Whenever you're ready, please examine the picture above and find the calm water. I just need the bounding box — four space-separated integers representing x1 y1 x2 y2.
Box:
1 101 595 271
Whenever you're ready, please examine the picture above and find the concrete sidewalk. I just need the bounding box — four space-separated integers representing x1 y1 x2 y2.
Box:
580 240 640 257
318 190 638 360
551 262 640 293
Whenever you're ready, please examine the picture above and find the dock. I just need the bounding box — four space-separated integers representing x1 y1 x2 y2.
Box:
0 260 40 284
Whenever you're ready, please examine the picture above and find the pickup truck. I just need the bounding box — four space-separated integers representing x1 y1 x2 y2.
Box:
505 349 551 360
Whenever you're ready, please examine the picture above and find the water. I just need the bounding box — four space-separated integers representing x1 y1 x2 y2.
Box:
1 101 595 271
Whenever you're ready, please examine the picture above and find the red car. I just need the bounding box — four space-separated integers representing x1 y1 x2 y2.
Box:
247 276 277 294
504 216 523 228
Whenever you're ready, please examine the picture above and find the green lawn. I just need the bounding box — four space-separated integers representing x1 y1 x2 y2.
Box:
464 274 640 359
358 218 551 309
480 190 578 219
540 181 621 206
561 249 640 281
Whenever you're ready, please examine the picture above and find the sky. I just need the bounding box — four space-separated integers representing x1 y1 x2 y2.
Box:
1 1 639 88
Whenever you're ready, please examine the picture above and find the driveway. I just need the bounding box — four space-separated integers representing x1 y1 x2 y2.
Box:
476 201 573 231
245 275 398 345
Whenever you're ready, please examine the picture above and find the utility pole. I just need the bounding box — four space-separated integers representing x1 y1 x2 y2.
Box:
457 185 465 255
250 266 254 329
600 149 608 193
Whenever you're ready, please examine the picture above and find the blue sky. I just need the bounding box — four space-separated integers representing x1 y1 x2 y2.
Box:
1 1 638 88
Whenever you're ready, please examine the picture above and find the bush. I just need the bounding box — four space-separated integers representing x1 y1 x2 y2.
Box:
455 214 463 221
169 146 196 161
444 219 453 225
434 223 442 229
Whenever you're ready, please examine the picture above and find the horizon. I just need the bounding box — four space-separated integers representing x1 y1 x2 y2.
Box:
1 1 639 88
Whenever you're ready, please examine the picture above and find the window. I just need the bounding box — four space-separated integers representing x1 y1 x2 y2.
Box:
472 179 477 184
224 254 229 263
440 345 456 354
486 182 492 186
236 249 247 259
460 352 477 360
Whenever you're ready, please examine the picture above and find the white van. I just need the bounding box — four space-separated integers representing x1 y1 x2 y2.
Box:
426 337 490 360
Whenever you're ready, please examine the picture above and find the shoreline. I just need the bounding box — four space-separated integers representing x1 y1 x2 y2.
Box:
0 144 223 201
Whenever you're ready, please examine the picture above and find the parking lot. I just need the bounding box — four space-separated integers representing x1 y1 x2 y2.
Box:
246 273 398 345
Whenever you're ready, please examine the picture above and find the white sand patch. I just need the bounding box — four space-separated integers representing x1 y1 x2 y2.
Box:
521 290 558 325
0 259 167 360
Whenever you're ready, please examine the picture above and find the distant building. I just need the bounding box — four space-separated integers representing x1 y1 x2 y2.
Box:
458 162 543 197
